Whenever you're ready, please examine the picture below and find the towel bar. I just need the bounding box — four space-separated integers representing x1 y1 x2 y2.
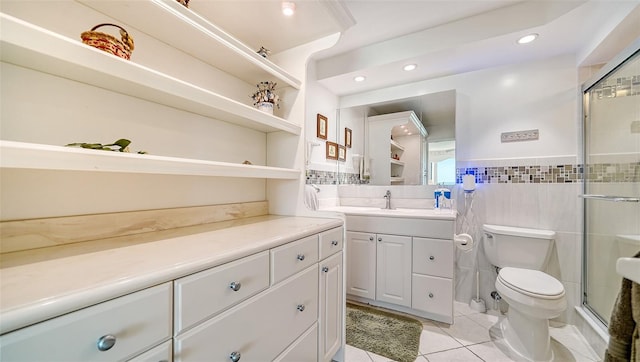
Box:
579 194 639 202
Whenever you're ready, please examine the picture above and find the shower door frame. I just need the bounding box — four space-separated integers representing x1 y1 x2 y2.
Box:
580 37 640 329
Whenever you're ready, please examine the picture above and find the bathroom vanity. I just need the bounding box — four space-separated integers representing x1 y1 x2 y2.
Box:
324 207 456 324
0 216 344 362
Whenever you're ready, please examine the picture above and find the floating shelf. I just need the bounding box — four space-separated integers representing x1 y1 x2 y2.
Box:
0 141 300 179
390 177 405 183
0 13 301 135
390 140 405 152
391 159 405 166
78 0 301 89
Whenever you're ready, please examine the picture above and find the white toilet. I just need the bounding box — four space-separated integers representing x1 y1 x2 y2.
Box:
483 224 566 362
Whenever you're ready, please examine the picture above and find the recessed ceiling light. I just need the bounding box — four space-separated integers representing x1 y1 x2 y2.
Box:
354 75 366 82
403 64 417 71
282 1 295 16
517 33 538 44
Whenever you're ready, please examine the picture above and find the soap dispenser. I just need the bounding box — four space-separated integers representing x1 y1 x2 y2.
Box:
434 186 451 209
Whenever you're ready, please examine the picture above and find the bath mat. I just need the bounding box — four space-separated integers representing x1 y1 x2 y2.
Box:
346 302 423 362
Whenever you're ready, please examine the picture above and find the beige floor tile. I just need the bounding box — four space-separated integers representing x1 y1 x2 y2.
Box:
424 347 484 362
439 315 492 346
467 341 516 362
418 324 464 354
345 344 373 362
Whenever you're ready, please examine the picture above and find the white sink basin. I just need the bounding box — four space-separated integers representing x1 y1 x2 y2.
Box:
617 257 640 284
319 206 456 220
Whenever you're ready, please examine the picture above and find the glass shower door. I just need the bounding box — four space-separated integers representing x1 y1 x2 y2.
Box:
582 46 640 326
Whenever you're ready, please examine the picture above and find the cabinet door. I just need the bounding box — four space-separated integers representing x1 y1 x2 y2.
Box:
376 234 412 307
318 251 343 362
346 231 376 299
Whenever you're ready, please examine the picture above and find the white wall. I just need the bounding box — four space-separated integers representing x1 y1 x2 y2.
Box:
305 61 341 173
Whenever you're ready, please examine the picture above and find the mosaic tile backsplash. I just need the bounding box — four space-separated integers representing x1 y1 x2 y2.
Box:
456 162 639 184
308 162 638 185
306 170 368 185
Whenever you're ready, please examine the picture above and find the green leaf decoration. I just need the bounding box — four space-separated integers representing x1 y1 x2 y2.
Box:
65 138 139 153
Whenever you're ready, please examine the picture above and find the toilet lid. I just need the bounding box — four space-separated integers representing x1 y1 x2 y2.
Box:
498 267 565 298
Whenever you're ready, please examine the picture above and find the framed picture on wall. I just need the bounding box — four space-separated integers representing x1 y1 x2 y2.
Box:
317 114 328 140
345 128 352 148
326 141 338 160
338 145 346 161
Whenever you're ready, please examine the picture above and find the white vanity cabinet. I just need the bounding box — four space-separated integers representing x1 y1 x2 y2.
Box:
345 214 454 323
0 283 173 362
346 232 412 307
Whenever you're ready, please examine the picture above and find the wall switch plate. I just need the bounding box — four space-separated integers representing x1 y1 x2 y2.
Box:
501 129 539 143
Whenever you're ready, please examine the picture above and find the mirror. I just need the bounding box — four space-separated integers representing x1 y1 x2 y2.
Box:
337 90 456 185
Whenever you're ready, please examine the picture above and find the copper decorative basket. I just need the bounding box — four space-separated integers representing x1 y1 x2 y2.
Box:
81 23 134 60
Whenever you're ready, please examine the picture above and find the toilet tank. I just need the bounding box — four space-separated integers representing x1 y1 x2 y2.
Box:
483 224 556 270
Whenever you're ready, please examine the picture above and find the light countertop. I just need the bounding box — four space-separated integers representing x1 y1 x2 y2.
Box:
0 215 342 334
319 206 457 220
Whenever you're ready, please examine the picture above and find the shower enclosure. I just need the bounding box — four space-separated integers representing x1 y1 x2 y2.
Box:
581 40 640 327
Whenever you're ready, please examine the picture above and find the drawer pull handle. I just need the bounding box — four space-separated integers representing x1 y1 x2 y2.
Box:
369 236 374 241
428 292 434 298
331 240 339 246
229 281 242 292
229 351 241 362
429 255 435 261
297 254 305 261
96 334 116 351
322 266 329 273
378 237 382 242
297 304 306 312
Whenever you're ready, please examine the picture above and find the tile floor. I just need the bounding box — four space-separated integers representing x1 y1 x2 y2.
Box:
345 301 602 362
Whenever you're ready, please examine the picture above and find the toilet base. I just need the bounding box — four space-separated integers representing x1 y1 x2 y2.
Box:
500 307 554 362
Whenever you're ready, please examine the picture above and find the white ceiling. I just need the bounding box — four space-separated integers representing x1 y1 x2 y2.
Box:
198 0 640 97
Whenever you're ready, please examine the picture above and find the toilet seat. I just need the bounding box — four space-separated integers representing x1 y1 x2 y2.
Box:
498 267 565 299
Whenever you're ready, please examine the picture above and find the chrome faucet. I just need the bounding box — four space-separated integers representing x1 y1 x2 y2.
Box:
383 190 392 209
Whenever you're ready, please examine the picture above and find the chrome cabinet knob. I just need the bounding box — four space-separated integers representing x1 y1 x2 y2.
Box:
377 237 382 242
429 255 435 261
369 236 374 241
297 304 305 312
229 351 241 362
229 281 242 291
428 293 434 298
322 266 329 273
297 254 305 261
96 334 116 351
331 240 339 246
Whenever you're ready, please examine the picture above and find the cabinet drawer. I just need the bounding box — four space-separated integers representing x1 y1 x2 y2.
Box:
412 237 453 278
174 265 318 362
411 274 453 318
0 283 172 362
273 324 318 362
271 234 318 284
319 227 343 260
174 251 269 333
128 340 172 362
